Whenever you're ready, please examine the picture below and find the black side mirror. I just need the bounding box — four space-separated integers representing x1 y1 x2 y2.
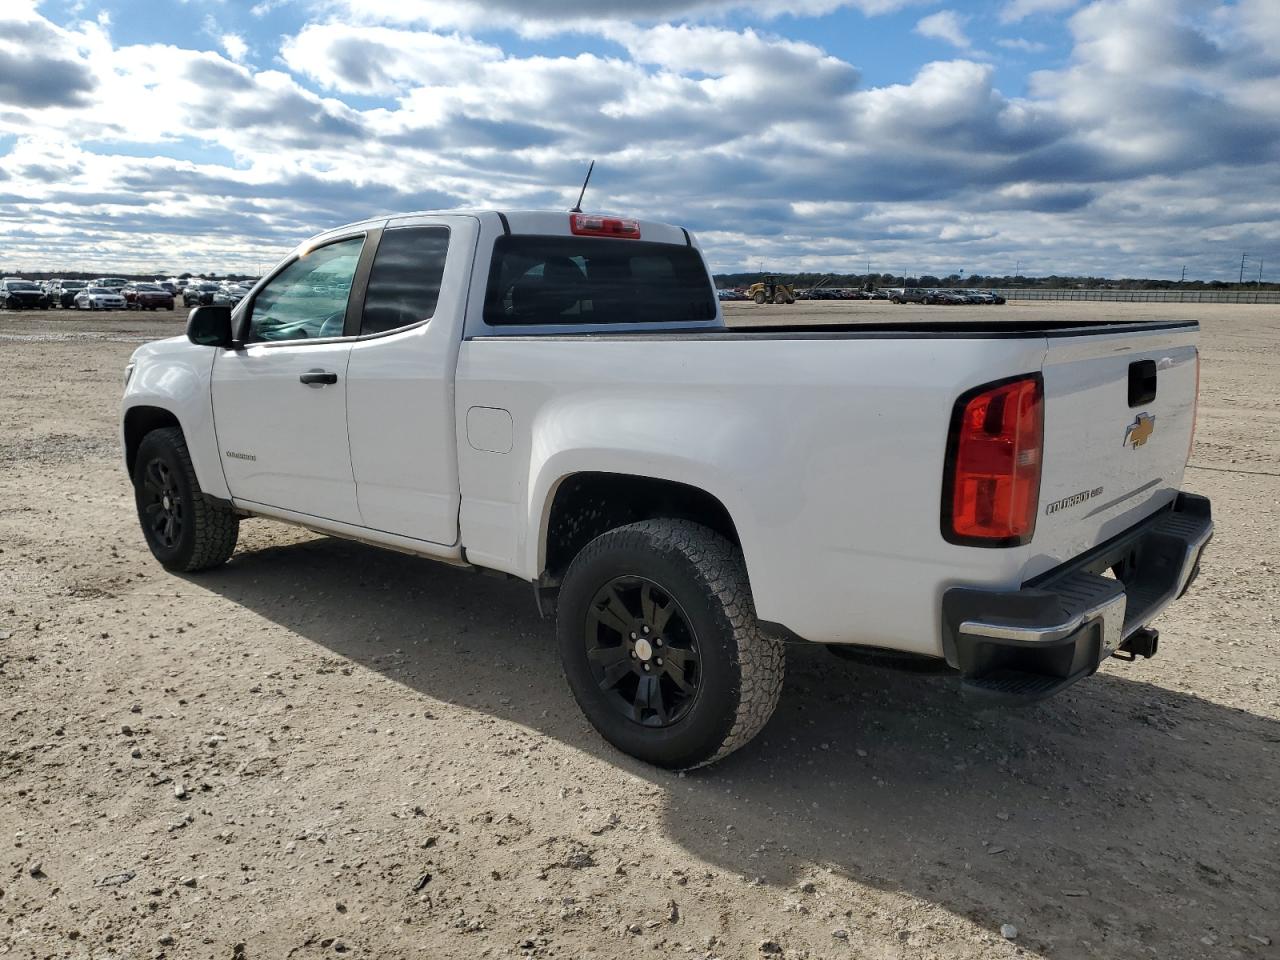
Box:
186 305 235 348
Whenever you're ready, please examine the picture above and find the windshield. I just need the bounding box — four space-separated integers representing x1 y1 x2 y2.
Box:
87 287 114 295
135 284 161 291
483 236 716 326
64 281 86 289
7 281 39 290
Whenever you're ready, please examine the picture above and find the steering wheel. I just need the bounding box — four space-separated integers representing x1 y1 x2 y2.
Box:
317 310 346 338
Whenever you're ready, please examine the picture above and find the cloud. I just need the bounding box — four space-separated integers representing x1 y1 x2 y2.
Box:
221 33 249 62
914 10 971 49
0 48 97 108
327 0 929 34
1000 0 1080 23
281 24 502 94
997 37 1049 52
0 0 1278 281
0 13 97 108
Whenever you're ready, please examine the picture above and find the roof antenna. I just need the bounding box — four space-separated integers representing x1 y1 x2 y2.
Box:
570 160 595 214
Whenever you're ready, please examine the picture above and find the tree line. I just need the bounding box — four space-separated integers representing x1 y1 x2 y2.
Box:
714 272 1279 291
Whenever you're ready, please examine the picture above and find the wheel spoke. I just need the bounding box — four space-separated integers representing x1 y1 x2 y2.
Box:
587 643 630 669
649 588 677 633
661 646 693 669
592 585 633 635
596 656 634 691
640 583 659 626
662 660 695 695
634 675 668 724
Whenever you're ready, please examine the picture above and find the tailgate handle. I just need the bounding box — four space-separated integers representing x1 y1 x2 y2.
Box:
1128 360 1157 407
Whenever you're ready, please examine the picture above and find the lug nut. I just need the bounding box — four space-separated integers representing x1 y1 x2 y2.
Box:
630 650 637 658
630 632 637 640
656 658 663 666
642 626 650 634
654 638 663 647
643 663 651 672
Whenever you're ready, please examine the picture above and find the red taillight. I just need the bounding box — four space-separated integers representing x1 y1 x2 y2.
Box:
569 213 641 239
942 374 1044 546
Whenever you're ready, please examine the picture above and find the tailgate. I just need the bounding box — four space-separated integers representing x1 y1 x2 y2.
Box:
1026 322 1200 580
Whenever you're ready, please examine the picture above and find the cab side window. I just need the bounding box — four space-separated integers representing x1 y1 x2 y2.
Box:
246 236 364 344
360 227 450 335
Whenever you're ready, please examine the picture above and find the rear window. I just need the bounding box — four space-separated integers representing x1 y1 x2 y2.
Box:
483 236 716 326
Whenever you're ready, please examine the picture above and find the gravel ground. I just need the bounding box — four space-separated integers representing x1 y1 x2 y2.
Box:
1 303 1277 960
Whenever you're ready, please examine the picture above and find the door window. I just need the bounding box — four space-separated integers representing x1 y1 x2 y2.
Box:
360 227 450 335
246 236 364 343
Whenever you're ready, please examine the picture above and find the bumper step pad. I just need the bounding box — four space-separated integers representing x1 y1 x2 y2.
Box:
942 493 1213 705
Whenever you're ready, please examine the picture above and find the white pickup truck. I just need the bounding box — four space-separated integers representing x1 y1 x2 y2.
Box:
121 211 1213 769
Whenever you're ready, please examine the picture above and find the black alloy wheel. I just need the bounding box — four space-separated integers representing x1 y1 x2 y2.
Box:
584 576 701 728
139 457 184 550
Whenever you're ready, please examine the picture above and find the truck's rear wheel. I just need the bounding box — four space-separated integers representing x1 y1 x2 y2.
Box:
557 520 784 770
133 427 239 572
753 291 767 304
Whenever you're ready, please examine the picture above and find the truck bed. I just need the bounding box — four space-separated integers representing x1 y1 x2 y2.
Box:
477 319 1198 340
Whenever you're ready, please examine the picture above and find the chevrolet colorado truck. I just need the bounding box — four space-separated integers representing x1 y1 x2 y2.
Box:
121 211 1213 769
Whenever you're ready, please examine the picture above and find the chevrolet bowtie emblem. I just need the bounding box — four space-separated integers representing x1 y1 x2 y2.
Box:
1124 413 1156 449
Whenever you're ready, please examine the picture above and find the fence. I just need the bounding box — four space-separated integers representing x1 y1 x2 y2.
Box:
989 288 1280 304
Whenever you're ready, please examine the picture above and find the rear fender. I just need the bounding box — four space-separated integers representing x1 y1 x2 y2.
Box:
526 396 758 583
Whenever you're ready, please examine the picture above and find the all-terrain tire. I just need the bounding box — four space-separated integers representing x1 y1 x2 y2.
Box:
133 427 239 572
557 519 785 770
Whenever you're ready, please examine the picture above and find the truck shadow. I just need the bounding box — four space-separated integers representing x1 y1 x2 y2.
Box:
191 532 1279 958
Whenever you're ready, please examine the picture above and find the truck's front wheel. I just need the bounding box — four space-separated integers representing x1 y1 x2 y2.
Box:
557 520 784 770
133 427 239 572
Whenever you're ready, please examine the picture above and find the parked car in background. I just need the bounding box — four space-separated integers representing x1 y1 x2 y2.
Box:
889 287 930 304
212 282 252 308
929 290 970 305
716 288 748 302
74 285 127 310
1 278 49 309
156 281 179 296
124 282 176 310
183 282 221 307
46 279 87 307
91 277 129 290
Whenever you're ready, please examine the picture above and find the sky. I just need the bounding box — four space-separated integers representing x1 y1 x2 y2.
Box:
0 0 1277 279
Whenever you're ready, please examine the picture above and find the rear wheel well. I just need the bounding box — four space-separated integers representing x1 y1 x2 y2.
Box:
542 472 740 582
124 407 181 475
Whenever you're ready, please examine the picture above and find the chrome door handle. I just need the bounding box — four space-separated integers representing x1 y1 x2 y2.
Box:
299 370 338 386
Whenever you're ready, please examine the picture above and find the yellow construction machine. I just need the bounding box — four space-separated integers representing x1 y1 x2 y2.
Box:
745 276 795 305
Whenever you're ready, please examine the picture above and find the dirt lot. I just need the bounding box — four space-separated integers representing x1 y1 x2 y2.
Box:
1 302 1277 960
